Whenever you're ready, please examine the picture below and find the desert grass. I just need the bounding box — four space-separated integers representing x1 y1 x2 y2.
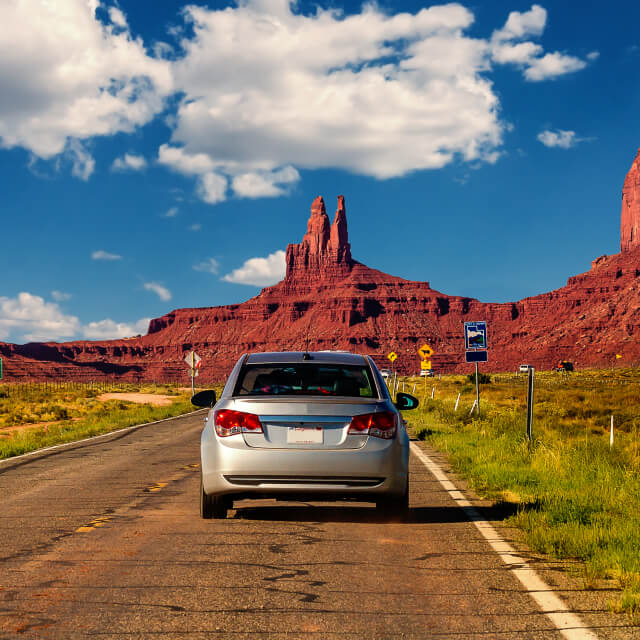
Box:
405 368 640 619
0 382 218 460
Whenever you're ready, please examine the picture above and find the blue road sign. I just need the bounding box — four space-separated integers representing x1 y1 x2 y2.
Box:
466 350 488 363
464 321 488 350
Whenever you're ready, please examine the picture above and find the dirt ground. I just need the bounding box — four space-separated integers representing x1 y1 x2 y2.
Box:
97 392 174 406
0 417 82 438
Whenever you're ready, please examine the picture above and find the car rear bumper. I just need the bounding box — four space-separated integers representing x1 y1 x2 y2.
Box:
201 427 409 500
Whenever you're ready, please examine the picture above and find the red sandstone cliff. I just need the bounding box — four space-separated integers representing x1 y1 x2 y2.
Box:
621 148 640 251
2 184 640 381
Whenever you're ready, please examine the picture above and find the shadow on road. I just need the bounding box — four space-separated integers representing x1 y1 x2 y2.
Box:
231 501 520 524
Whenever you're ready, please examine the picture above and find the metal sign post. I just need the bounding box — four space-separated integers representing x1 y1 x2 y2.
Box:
417 343 434 403
424 366 428 397
475 362 480 413
184 351 202 395
526 367 535 442
464 322 488 416
387 351 398 399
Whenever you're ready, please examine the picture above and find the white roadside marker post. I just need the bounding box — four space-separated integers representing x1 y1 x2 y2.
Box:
454 392 461 412
610 415 614 449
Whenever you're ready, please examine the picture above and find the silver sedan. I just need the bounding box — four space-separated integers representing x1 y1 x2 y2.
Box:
191 351 419 519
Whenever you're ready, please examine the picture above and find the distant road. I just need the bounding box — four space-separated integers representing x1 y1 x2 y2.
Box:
0 413 630 639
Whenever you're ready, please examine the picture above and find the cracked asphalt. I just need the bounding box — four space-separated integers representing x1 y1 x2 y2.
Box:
0 412 635 639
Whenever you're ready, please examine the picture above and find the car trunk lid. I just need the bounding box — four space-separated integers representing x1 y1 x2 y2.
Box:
233 397 378 450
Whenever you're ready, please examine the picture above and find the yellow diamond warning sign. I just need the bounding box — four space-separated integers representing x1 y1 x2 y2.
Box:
387 351 398 363
418 343 433 359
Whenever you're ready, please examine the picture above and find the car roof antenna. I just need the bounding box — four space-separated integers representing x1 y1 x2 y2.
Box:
303 326 312 360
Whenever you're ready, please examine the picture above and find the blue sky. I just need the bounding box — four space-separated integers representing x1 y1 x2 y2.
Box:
1 0 639 343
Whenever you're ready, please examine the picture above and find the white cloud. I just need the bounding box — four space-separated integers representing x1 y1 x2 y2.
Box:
167 2 501 191
108 7 128 29
0 292 149 343
523 52 587 81
222 250 286 287
189 223 202 231
490 5 588 82
157 145 228 203
157 144 216 175
491 41 543 65
232 166 300 198
163 206 179 218
82 317 150 340
193 258 220 274
144 281 172 301
154 41 174 59
0 1 592 194
111 153 147 171
92 250 122 261
157 1 591 204
0 292 80 342
537 129 580 149
197 172 227 204
0 0 171 164
586 51 600 61
492 5 547 42
51 290 72 302
67 139 95 181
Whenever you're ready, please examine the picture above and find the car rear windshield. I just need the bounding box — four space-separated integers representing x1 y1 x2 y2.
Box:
233 363 378 398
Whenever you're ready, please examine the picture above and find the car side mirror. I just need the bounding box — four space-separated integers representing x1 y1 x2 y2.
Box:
394 392 419 411
191 389 217 408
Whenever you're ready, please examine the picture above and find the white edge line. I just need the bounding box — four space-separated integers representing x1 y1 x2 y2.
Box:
410 442 599 640
0 408 206 466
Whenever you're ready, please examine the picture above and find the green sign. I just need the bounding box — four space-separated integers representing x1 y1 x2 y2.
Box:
0 357 3 380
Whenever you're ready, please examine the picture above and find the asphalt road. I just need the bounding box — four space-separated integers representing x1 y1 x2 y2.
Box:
0 412 635 639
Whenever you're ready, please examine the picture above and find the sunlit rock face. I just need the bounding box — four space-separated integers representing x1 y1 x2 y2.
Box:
621 148 640 252
4 177 640 381
284 195 353 284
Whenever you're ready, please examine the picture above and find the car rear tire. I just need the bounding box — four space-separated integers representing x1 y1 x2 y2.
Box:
200 474 228 519
376 479 409 521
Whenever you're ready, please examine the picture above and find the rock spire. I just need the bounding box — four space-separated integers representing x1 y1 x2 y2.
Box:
329 195 351 262
301 196 330 254
286 195 353 279
621 148 640 251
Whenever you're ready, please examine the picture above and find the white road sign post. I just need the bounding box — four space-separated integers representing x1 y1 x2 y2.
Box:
184 351 202 395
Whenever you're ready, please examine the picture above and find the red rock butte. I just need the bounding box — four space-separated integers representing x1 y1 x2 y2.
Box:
3 157 640 381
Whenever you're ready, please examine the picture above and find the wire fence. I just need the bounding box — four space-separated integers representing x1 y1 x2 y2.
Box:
0 379 194 398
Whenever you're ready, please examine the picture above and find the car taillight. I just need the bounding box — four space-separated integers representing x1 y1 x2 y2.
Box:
213 409 263 437
348 411 396 439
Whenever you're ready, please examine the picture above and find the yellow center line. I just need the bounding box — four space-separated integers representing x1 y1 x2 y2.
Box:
76 463 200 532
75 516 112 533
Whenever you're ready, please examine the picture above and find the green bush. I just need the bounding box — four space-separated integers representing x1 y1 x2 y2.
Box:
467 372 491 384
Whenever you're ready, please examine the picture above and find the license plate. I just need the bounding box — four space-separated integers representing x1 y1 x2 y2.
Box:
287 426 323 444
